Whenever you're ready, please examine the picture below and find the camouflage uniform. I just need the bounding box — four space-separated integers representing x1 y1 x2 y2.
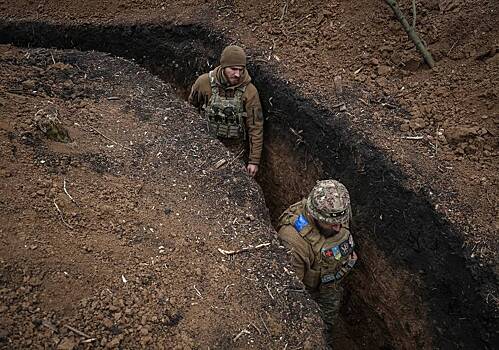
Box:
188 47 263 166
277 180 357 338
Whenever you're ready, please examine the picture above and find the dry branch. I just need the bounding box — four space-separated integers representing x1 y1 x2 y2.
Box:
53 199 74 229
233 328 250 342
85 124 133 151
385 0 435 68
63 179 77 205
218 242 271 256
64 324 92 339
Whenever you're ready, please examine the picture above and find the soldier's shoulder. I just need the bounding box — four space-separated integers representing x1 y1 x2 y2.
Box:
191 73 211 94
195 72 210 84
244 82 259 95
278 222 311 254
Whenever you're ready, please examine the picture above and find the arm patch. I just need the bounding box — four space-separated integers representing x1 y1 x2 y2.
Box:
293 214 309 232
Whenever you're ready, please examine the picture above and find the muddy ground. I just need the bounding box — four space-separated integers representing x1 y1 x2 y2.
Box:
0 0 498 349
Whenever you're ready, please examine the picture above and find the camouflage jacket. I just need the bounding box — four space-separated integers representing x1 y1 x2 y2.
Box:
277 199 357 290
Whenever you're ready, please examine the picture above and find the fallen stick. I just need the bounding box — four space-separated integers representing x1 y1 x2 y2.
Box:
233 328 250 342
218 242 271 256
250 322 261 335
193 285 203 298
41 320 58 332
400 135 423 140
63 179 77 205
53 199 74 229
86 125 133 151
64 324 92 339
259 313 270 335
265 283 275 300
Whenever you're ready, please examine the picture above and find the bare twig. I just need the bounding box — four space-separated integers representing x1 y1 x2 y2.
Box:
223 283 235 297
485 190 493 206
400 135 423 140
193 285 203 298
279 1 288 22
447 40 458 56
287 13 313 31
265 283 275 300
53 199 74 229
41 320 58 332
259 313 270 335
86 125 133 151
50 52 56 65
63 179 77 205
64 324 92 339
233 328 250 342
218 242 271 256
250 322 261 335
227 149 245 165
331 102 346 109
411 0 417 29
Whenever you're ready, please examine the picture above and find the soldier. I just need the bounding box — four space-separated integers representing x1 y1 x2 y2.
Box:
188 45 264 177
277 180 357 338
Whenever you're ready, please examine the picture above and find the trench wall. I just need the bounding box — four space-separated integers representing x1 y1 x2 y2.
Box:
0 20 496 349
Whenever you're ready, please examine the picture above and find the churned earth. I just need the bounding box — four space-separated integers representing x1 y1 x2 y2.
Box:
0 0 498 349
0 46 326 349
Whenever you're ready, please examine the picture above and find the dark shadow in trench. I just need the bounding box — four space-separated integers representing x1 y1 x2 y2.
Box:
0 20 496 349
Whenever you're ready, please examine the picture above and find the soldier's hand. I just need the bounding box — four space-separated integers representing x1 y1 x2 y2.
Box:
246 164 259 177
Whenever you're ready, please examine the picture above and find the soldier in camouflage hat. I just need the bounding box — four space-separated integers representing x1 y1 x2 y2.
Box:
188 45 264 177
277 179 357 342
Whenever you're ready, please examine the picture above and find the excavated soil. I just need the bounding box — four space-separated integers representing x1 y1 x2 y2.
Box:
0 0 498 349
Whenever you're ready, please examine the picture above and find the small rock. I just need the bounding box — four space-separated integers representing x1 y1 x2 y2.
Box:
57 337 77 350
102 318 113 329
409 118 427 131
377 65 391 76
444 126 479 145
375 77 389 87
141 335 153 345
105 337 121 349
400 123 410 132
22 80 36 91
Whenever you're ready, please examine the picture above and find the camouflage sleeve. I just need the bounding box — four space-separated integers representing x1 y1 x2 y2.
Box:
244 85 264 165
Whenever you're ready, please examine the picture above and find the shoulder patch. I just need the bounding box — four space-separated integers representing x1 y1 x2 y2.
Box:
293 214 309 232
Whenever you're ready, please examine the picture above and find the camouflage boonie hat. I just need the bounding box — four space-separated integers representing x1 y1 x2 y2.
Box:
306 180 351 225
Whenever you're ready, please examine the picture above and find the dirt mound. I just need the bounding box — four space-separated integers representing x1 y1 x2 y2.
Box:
0 0 498 349
0 45 325 349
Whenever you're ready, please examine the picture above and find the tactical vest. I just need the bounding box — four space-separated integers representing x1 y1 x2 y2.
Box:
204 70 247 139
278 200 356 289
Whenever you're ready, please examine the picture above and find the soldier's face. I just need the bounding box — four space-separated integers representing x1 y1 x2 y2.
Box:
223 66 245 86
316 220 342 237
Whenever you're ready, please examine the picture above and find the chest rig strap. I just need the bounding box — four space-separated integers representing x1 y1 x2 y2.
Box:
205 70 247 139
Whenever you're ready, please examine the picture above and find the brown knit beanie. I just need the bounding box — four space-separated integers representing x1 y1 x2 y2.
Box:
220 45 246 68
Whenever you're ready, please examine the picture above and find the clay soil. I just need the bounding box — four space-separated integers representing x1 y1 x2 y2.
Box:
0 0 498 349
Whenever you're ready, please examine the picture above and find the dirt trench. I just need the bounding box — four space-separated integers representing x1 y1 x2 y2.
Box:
0 21 497 349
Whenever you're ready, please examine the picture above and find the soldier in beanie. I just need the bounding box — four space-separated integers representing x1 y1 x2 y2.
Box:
188 45 264 177
277 180 358 340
